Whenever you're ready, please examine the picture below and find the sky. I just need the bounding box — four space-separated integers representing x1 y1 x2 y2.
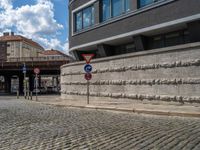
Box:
0 0 69 53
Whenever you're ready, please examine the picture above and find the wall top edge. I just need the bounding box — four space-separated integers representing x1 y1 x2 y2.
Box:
61 42 200 69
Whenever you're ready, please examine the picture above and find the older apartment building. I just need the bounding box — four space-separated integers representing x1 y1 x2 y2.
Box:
69 0 200 60
0 32 44 61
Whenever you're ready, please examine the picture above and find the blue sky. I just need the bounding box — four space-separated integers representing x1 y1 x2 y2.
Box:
0 0 69 53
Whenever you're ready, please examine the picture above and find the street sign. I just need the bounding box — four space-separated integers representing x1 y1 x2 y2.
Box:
82 54 94 105
22 65 26 73
84 64 93 73
23 68 26 73
34 68 40 74
84 73 92 80
82 54 94 64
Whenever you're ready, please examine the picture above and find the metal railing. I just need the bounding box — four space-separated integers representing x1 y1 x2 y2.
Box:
7 56 71 62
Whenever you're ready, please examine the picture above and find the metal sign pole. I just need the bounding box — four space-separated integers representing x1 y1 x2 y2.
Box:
24 72 26 99
34 68 40 101
36 74 38 101
23 63 26 99
82 54 94 105
87 80 89 104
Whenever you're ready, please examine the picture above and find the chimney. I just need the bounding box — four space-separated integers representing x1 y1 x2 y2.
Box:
11 32 14 36
3 32 9 36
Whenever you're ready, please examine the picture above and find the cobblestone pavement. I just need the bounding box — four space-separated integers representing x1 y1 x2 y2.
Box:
0 99 200 150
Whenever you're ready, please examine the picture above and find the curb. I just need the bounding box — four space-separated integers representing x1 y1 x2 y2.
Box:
38 102 200 118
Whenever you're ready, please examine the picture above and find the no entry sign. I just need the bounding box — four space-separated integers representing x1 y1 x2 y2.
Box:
84 73 92 80
34 68 40 74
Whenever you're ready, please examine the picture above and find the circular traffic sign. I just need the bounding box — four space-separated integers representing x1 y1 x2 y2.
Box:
23 70 26 74
84 73 92 80
84 64 92 73
22 65 26 73
34 68 40 74
22 67 26 71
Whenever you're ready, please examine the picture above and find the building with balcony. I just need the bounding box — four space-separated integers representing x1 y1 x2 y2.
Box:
39 49 71 60
69 0 200 60
0 32 44 61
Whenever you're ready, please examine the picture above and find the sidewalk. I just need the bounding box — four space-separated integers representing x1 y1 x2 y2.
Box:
35 95 200 118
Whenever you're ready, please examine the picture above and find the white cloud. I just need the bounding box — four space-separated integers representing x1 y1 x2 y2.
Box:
0 0 68 52
35 35 69 53
0 0 12 10
63 42 69 54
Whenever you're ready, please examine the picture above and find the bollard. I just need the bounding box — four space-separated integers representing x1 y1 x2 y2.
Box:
17 91 19 99
24 91 27 99
27 91 30 100
30 92 32 100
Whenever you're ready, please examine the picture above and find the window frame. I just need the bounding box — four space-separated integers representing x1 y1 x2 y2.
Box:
74 5 95 32
101 0 131 22
75 10 83 32
138 0 162 8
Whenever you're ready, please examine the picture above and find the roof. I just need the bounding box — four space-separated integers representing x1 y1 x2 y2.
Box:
41 49 68 56
0 34 44 50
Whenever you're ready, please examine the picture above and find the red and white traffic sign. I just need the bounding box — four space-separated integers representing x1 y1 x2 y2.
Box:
84 73 92 80
34 68 40 74
82 54 94 64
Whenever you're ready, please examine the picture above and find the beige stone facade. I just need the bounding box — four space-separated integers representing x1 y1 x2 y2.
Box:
7 41 43 58
0 32 44 61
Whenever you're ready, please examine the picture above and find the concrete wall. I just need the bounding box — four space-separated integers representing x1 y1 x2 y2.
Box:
61 43 200 104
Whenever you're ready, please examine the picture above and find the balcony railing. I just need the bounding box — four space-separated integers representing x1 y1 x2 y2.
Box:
7 56 72 62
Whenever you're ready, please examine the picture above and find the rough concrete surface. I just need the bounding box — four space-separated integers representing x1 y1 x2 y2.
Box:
61 43 200 104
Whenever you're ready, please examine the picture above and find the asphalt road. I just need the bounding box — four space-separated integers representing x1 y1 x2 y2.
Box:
0 99 200 150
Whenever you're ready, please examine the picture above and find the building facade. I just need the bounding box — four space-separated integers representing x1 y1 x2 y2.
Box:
0 32 44 61
69 0 200 60
0 42 7 62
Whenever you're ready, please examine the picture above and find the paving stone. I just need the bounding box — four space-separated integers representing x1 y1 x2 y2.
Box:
0 99 200 149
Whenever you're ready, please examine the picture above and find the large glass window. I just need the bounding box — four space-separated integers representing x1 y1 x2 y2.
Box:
102 0 111 21
112 0 123 17
75 5 94 32
138 0 162 8
75 11 82 31
101 0 130 22
125 0 131 11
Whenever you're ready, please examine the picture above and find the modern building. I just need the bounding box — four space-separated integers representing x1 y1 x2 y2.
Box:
0 32 44 61
69 0 200 60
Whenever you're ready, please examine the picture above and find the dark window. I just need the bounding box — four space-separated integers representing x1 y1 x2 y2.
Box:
101 0 130 22
75 5 94 32
148 30 189 49
138 0 163 8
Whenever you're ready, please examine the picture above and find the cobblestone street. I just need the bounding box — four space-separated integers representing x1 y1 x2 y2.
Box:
0 99 200 150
